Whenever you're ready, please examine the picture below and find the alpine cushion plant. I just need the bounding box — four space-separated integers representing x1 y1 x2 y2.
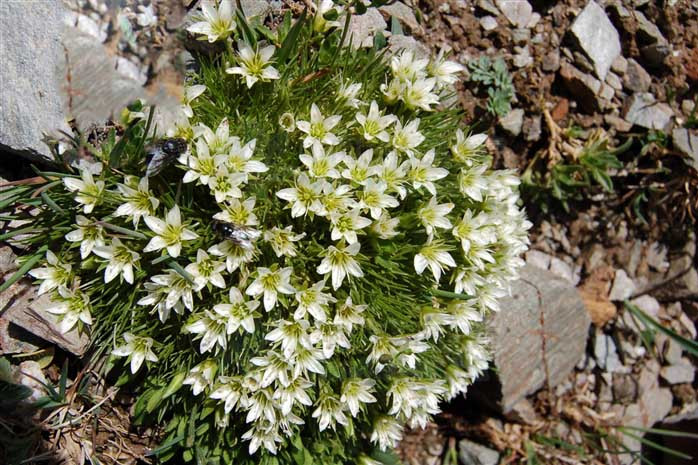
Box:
4 1 531 463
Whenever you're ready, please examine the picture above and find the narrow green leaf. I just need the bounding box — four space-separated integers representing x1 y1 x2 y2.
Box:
0 225 42 241
168 260 195 285
41 191 66 214
276 8 307 65
235 1 257 47
0 246 47 294
620 430 692 460
625 301 698 357
97 222 148 240
145 434 185 456
429 289 475 300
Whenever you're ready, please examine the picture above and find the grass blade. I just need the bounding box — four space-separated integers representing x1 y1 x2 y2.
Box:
276 8 307 65
624 301 698 357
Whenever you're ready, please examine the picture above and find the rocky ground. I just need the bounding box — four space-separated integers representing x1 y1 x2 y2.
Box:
1 1 697 464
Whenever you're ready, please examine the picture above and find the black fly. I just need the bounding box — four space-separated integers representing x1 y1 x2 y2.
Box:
213 221 261 250
145 138 188 177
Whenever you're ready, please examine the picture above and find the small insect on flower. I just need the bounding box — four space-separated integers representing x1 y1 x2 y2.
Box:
213 221 261 250
145 137 189 177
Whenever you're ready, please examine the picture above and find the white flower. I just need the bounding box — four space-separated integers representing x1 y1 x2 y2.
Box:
226 43 280 88
333 296 366 333
193 119 234 155
65 215 105 259
317 241 363 290
414 240 456 282
366 335 398 374
208 239 256 272
93 238 140 284
210 375 246 413
147 269 197 314
250 350 293 388
265 319 312 358
447 300 483 335
299 143 345 179
330 208 372 244
452 210 496 253
391 119 425 155
279 112 296 132
209 167 246 203
246 266 296 311
272 376 313 415
340 378 377 417
187 0 236 43
185 310 230 353
317 182 355 217
114 176 159 227
63 164 105 213
218 137 267 180
182 84 206 118
29 250 72 295
213 197 258 226
417 197 454 237
294 280 336 322
313 0 342 32
390 49 428 82
112 332 157 374
458 164 488 201
296 103 342 148
182 139 218 186
356 100 397 142
44 285 92 334
337 81 362 108
370 213 400 239
213 287 260 334
428 49 466 86
309 322 350 358
409 149 449 196
380 78 404 105
419 307 453 341
312 394 348 431
341 148 381 185
183 360 218 396
291 345 326 378
445 365 471 400
185 249 226 289
276 173 324 217
242 422 283 455
401 77 440 111
378 151 409 199
370 415 403 451
143 205 199 258
263 226 306 257
358 179 399 219
451 129 487 165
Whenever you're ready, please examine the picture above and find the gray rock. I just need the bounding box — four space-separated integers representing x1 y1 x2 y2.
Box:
622 93 673 131
459 439 500 465
679 311 697 339
379 2 420 32
542 50 560 71
527 12 541 29
478 0 501 16
660 359 695 385
549 257 574 283
623 59 652 93
609 269 636 301
611 55 628 74
663 338 684 365
499 108 524 136
60 29 146 131
634 10 668 47
606 72 623 91
511 27 531 45
0 1 72 162
17 361 49 403
487 265 590 411
525 250 552 270
239 0 273 18
569 1 621 80
506 398 540 425
612 373 638 404
559 62 602 112
599 83 615 101
523 114 542 141
495 0 532 27
480 15 498 31
594 330 627 373
345 7 387 48
672 128 698 170
513 46 533 68
388 35 431 59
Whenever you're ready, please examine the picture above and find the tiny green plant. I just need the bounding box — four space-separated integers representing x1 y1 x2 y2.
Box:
1 1 531 463
467 56 514 118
